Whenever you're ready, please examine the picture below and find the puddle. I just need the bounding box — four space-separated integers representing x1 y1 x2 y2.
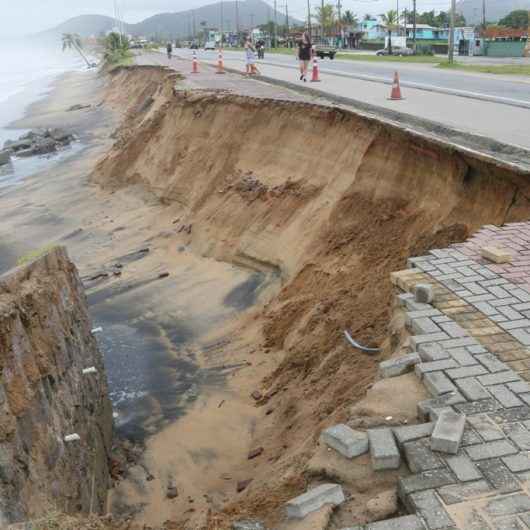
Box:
223 271 268 310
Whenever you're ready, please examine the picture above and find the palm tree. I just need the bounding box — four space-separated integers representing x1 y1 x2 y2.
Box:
379 10 398 55
62 33 92 67
342 10 358 27
314 3 336 36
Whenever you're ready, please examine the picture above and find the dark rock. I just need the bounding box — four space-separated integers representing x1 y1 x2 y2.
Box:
251 390 263 401
236 479 253 493
17 138 57 157
247 447 264 460
67 104 91 112
232 521 266 530
158 272 170 279
166 484 178 499
8 138 33 152
48 128 73 143
0 150 11 166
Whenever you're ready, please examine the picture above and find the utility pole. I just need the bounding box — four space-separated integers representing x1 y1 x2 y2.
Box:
482 0 486 29
448 0 456 63
525 8 530 57
337 0 342 47
220 0 224 43
193 10 196 39
250 13 255 29
235 0 240 35
307 0 312 36
321 0 325 39
412 0 417 53
274 0 278 48
285 2 289 36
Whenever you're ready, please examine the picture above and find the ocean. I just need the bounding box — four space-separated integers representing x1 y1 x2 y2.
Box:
0 38 91 188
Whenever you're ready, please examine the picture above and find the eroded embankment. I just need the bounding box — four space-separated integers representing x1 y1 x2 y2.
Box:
0 247 113 525
93 66 530 525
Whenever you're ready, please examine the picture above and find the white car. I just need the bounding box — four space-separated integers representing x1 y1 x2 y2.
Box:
204 41 217 50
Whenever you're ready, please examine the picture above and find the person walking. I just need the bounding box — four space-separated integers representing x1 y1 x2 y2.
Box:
166 41 173 60
244 37 258 75
297 31 312 82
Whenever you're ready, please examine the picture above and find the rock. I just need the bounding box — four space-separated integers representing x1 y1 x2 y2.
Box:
0 150 11 166
232 521 266 530
158 272 170 279
17 138 57 157
67 103 91 112
248 447 264 460
8 138 33 152
166 483 178 499
48 128 73 143
366 489 398 520
251 390 263 401
236 479 252 492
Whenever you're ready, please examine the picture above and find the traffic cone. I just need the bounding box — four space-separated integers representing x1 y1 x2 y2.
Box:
191 51 199 74
388 71 404 100
310 55 321 82
216 49 225 74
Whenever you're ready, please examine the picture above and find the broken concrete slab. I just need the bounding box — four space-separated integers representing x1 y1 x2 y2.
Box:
431 409 466 454
320 424 368 459
285 483 345 519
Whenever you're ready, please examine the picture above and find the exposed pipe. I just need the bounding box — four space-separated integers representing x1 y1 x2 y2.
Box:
344 330 380 353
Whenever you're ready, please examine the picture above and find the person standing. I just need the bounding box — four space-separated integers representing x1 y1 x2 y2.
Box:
166 41 173 60
298 31 312 82
244 37 257 75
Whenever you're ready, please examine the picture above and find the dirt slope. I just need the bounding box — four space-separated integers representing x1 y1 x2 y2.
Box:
92 66 530 528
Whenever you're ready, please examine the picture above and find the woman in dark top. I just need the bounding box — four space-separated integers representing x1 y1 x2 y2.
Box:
298 31 312 82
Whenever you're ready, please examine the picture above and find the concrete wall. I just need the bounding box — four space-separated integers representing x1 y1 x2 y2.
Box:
485 40 526 57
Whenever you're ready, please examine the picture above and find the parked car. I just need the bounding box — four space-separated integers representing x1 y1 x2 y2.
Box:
204 41 217 50
314 45 336 59
376 46 414 56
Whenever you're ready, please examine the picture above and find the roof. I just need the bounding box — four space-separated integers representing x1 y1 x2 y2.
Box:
404 24 443 30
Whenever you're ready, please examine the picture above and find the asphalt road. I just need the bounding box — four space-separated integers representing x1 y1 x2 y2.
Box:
176 48 530 109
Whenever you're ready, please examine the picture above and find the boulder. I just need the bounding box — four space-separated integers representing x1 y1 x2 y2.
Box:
8 138 33 152
17 138 57 157
0 150 11 166
48 128 73 143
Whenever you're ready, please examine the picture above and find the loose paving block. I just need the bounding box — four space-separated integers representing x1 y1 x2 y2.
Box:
481 246 512 264
417 392 466 422
418 342 450 362
424 372 457 397
368 428 400 471
431 409 466 454
379 353 420 379
445 454 483 482
502 453 530 473
393 422 435 448
454 377 491 401
437 480 493 505
489 385 524 408
404 438 444 473
415 359 459 378
476 458 522 494
285 483 345 519
415 283 434 304
408 489 456 530
467 414 505 441
320 424 368 459
466 440 518 461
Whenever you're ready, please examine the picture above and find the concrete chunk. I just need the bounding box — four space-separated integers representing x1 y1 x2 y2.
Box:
285 483 345 519
431 409 466 455
481 246 512 264
379 353 420 379
368 428 400 471
414 283 434 304
320 424 368 459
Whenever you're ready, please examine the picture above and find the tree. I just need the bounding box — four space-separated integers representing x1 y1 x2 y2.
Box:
341 10 357 27
62 33 92 68
499 10 529 29
314 3 336 35
380 10 398 54
364 14 373 21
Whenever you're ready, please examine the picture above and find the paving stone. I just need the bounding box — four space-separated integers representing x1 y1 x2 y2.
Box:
509 329 530 347
488 286 513 299
398 469 456 500
285 483 345 518
398 293 415 306
481 246 513 264
492 315 510 323
520 513 530 529
489 385 525 408
513 303 530 312
411 317 442 335
490 407 530 424
468 345 489 354
431 409 466 454
415 359 460 378
507 426 530 451
368 428 400 471
404 438 445 473
498 307 525 321
512 289 530 303
454 398 500 415
437 480 493 505
408 489 456 530
424 372 458 397
380 353 421 379
446 365 489 380
478 372 522 386
484 493 530 517
461 428 483 446
475 301 499 316
454 377 491 401
418 392 467 422
447 347 478 366
493 516 527 530
503 453 530 473
477 354 511 373
445 454 483 482
393 422 435 448
467 414 505 441
439 322 468 338
476 458 522 494
406 309 442 324
500 320 530 331
465 282 489 295
415 283 435 304
492 298 523 308
366 515 427 530
411 332 450 350
433 316 452 323
418 343 450 362
466 440 518 461
439 337 480 349
320 424 368 459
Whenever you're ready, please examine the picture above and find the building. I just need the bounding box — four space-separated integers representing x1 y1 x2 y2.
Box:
404 24 449 40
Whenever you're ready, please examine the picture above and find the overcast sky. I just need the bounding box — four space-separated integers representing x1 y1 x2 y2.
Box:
4 0 452 36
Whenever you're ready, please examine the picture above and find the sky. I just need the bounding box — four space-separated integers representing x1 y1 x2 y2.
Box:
3 0 453 36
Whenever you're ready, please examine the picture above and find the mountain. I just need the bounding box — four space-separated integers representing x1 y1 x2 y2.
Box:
456 0 530 25
42 0 301 39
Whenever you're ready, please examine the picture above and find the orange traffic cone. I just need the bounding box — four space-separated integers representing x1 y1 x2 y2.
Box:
310 54 321 82
191 51 199 74
389 71 404 100
216 49 225 74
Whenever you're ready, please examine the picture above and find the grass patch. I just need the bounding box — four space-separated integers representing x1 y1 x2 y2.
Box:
105 49 134 71
437 60 530 76
16 245 58 267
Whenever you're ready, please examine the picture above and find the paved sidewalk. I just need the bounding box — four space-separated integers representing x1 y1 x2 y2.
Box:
378 223 530 530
